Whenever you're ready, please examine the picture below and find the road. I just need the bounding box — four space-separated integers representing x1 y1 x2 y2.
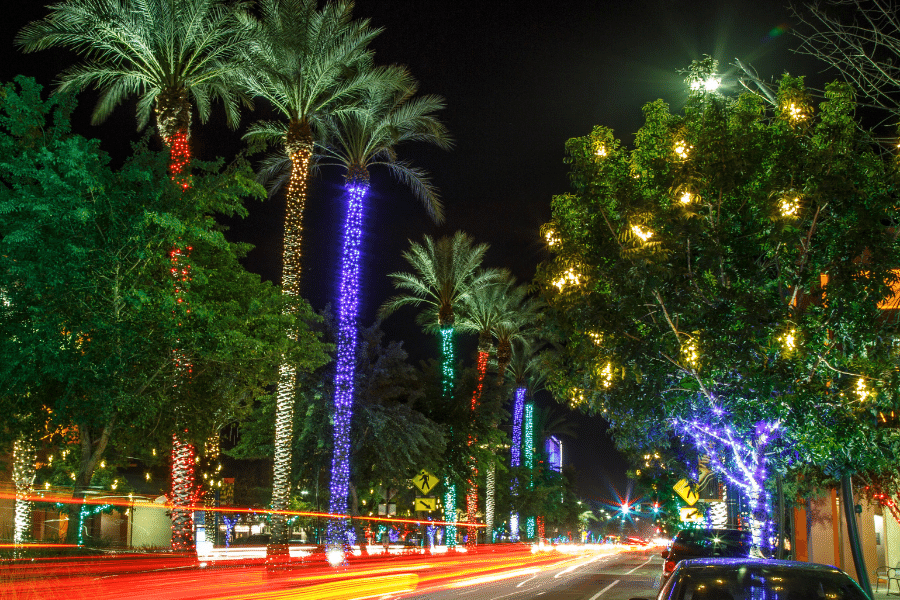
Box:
0 544 662 600
392 547 662 600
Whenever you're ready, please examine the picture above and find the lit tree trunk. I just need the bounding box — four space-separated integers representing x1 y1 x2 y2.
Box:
524 402 535 540
12 439 36 552
439 320 457 548
158 87 197 553
509 386 526 541
466 344 489 548
485 462 495 543
271 119 314 544
327 166 369 551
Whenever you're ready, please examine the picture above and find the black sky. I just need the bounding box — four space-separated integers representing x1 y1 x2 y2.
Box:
3 0 826 502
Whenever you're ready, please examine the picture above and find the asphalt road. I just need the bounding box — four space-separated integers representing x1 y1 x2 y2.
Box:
392 548 662 600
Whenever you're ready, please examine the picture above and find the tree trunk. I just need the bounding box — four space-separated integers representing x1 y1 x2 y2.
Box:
842 475 873 598
776 473 785 560
271 118 314 545
65 419 115 546
327 175 369 551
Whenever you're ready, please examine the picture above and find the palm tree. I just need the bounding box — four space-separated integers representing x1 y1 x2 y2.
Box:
16 0 250 551
494 286 544 384
315 75 451 548
16 0 250 181
506 337 545 541
238 0 389 543
382 231 504 547
457 272 513 544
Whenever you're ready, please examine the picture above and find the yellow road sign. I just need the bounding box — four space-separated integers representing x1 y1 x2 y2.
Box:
673 478 699 506
412 470 438 495
680 507 703 522
414 497 438 512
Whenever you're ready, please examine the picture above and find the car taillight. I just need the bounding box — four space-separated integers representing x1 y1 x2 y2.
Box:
664 560 676 574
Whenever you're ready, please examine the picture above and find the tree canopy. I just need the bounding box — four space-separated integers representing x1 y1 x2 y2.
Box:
537 61 900 500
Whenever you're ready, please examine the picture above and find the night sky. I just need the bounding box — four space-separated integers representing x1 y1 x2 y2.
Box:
3 0 825 505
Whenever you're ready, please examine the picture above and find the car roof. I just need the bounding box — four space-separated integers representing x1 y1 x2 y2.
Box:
679 557 844 574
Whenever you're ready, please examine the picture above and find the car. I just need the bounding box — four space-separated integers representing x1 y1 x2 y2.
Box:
647 557 868 600
660 528 752 586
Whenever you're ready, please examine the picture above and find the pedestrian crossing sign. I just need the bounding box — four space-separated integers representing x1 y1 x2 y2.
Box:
412 470 438 495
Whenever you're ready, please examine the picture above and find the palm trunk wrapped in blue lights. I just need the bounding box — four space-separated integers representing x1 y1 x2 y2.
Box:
326 178 369 550
509 386 526 540
439 324 457 547
524 402 534 541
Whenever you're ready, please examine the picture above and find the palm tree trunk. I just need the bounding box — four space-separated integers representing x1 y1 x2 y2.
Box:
509 386 526 541
271 120 314 544
439 322 457 548
327 173 369 550
12 438 36 552
158 89 198 553
466 350 488 547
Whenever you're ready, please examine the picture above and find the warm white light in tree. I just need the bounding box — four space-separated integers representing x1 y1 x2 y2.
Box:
784 102 808 123
781 329 796 351
545 229 560 247
631 225 653 242
553 267 581 290
680 191 693 204
854 378 871 403
674 141 691 159
598 362 613 388
682 339 699 367
780 196 800 217
588 331 603 346
596 145 608 157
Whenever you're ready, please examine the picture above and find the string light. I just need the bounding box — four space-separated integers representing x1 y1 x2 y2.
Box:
12 439 36 547
440 325 454 397
327 178 369 551
679 191 694 204
553 267 581 290
781 329 796 351
166 130 192 190
596 145 608 157
676 414 780 555
509 387 526 541
524 403 534 540
444 476 457 548
170 430 197 552
631 225 653 242
780 196 800 217
466 351 489 548
545 229 560 247
597 362 613 389
674 140 691 159
854 378 872 404
784 102 808 123
682 339 699 367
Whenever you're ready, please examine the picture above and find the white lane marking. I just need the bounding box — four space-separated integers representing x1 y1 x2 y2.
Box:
588 579 620 600
626 556 654 574
516 574 538 588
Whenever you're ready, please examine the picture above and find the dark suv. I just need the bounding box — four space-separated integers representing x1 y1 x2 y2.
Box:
660 528 752 587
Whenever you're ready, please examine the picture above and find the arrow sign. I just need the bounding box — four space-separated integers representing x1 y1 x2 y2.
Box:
414 497 437 512
412 470 437 495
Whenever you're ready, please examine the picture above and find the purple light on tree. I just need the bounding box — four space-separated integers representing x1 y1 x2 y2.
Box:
327 181 368 549
676 414 780 555
508 386 526 541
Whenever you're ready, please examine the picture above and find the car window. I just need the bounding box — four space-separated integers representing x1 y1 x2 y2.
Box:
673 531 751 556
673 566 868 600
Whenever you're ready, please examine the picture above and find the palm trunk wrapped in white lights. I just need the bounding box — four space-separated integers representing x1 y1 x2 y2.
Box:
12 439 36 548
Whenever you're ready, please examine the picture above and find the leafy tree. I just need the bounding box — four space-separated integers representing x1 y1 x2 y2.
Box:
0 77 328 543
536 60 900 553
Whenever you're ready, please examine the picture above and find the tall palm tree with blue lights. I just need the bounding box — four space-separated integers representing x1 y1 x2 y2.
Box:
316 74 451 550
381 232 505 547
